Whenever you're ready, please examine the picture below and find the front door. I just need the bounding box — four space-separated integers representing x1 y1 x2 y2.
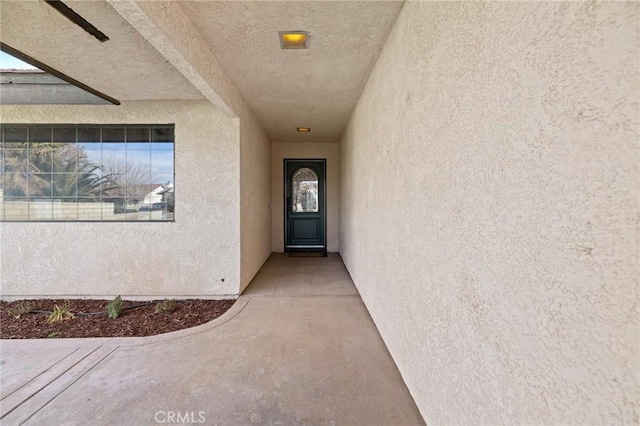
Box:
285 159 326 252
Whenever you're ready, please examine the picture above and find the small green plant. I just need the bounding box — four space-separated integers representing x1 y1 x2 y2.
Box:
154 299 177 313
6 301 35 318
107 295 123 319
47 332 61 338
47 301 75 323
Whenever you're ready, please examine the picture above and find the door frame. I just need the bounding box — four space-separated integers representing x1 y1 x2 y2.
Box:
283 158 327 253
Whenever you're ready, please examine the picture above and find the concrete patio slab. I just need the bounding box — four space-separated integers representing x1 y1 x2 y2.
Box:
244 253 359 297
1 254 424 425
1 346 79 399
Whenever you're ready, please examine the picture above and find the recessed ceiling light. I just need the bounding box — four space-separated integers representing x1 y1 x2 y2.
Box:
297 127 311 132
279 31 309 49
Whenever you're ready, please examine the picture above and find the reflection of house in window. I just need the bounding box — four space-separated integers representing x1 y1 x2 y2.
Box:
139 184 174 212
295 181 317 212
0 124 174 221
292 168 318 212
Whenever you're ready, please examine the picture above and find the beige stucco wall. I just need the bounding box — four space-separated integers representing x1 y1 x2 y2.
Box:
271 143 339 253
104 0 273 292
239 105 272 291
340 2 639 424
0 100 243 298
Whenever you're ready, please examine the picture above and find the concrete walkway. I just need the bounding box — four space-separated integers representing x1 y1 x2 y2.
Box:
1 253 424 425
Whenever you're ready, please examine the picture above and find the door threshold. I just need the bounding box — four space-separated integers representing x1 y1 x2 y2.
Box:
288 252 327 257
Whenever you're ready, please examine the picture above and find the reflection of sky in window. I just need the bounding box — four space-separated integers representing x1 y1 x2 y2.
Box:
152 174 173 186
127 143 150 154
76 142 173 182
151 151 173 176
103 143 127 166
1 124 175 221
79 143 101 161
77 143 101 176
151 142 173 178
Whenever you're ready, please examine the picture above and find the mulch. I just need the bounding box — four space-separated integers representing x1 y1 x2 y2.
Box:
0 298 235 339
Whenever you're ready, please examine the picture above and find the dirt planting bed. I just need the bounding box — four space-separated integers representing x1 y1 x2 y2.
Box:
0 298 235 339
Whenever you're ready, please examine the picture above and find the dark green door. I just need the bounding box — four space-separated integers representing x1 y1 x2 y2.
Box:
285 159 326 252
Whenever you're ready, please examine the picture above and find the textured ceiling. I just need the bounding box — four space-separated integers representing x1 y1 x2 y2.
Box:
0 1 404 143
179 1 404 143
0 0 203 102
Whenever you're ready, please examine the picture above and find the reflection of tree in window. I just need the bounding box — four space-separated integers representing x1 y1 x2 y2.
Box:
0 124 175 222
292 168 318 212
102 156 151 205
2 141 117 198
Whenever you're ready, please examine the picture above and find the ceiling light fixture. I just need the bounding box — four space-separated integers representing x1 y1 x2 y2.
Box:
279 31 309 49
297 127 311 133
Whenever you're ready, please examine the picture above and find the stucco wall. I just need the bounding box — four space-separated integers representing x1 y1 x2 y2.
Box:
0 100 242 298
272 143 339 253
104 0 273 292
239 105 272 291
340 2 639 424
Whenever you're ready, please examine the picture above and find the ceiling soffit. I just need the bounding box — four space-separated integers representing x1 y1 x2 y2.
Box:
0 0 203 102
179 1 404 143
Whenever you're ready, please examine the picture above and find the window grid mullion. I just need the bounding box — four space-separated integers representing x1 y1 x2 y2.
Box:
0 124 173 222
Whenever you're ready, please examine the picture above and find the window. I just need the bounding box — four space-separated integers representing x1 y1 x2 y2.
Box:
291 167 318 212
0 124 174 221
